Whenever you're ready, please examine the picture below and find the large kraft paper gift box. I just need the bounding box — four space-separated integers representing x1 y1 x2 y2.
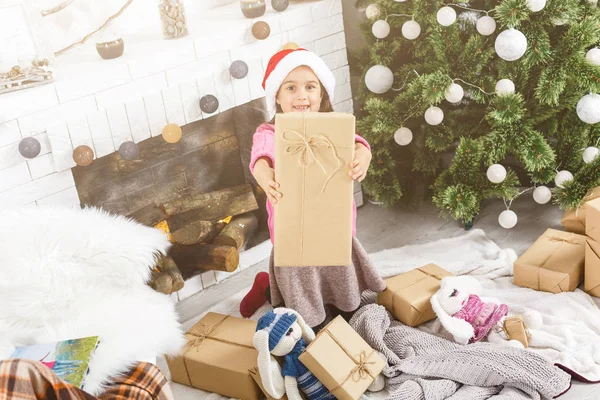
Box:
561 186 600 234
585 199 600 297
298 315 386 400
166 312 262 400
513 228 586 293
377 264 453 326
274 112 355 267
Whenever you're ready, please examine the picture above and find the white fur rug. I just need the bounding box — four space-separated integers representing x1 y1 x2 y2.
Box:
163 229 600 400
0 206 185 395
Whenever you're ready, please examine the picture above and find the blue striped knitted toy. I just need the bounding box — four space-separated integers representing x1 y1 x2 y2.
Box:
253 309 335 400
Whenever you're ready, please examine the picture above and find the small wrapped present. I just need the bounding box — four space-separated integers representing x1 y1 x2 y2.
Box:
561 186 600 235
503 316 529 348
585 238 600 297
298 316 386 400
377 264 453 326
586 198 600 243
513 228 586 293
274 112 355 267
166 312 262 400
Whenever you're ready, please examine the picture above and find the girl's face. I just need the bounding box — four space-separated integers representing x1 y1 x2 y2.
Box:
276 66 323 113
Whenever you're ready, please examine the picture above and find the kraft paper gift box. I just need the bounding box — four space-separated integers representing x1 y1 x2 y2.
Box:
585 238 600 297
513 228 586 293
503 316 529 348
249 364 308 400
586 198 600 244
377 264 453 327
166 312 262 400
561 186 600 235
274 112 355 267
298 315 386 400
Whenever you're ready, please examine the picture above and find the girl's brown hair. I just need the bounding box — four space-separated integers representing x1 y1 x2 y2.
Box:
268 81 334 124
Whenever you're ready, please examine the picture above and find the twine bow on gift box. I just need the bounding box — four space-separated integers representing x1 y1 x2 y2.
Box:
547 236 585 246
281 129 344 194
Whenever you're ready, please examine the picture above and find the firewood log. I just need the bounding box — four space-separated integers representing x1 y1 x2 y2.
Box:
170 220 225 245
149 268 173 295
212 212 258 249
156 255 184 292
169 243 239 277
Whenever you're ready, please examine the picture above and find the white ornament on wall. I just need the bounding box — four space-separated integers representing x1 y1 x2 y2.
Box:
526 0 546 12
555 170 574 188
437 6 457 26
495 79 515 95
476 16 496 36
424 106 444 125
402 20 421 40
583 146 599 164
445 83 464 103
495 28 527 61
487 164 507 184
372 20 390 39
576 93 600 124
586 48 600 66
499 209 518 229
394 127 413 145
365 65 394 94
533 185 552 204
366 4 380 20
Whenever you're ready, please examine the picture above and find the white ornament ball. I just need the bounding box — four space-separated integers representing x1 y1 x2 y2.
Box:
437 6 457 27
365 65 394 94
394 127 413 146
583 146 600 163
576 94 600 124
553 17 567 26
476 16 496 36
444 83 464 103
499 210 518 229
424 106 444 125
527 0 546 12
372 20 390 39
366 4 380 20
487 164 507 184
495 28 528 61
495 79 515 95
393 0 407 2
586 48 600 66
555 170 574 188
533 186 552 204
402 20 421 40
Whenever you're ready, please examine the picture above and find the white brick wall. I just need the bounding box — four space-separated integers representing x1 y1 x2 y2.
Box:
0 0 354 298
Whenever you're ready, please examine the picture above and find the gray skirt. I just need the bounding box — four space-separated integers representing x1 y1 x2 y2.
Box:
268 237 386 327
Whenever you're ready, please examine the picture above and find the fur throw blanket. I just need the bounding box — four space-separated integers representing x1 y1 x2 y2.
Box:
350 304 571 400
0 206 185 395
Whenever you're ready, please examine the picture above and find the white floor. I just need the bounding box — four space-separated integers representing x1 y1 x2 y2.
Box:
158 196 600 399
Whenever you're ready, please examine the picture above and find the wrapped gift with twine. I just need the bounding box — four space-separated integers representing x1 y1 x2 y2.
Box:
561 186 600 235
274 112 355 267
298 315 385 400
513 228 586 293
166 312 262 399
503 316 530 348
377 264 453 326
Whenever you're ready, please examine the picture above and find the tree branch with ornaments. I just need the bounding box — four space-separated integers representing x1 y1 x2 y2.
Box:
353 0 600 229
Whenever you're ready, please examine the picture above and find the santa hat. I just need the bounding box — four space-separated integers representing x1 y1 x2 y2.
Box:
262 48 336 121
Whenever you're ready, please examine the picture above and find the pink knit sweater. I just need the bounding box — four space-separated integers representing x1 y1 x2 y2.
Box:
249 123 371 244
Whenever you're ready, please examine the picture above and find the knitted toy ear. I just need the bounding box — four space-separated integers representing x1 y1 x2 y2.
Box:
253 330 285 399
430 291 474 345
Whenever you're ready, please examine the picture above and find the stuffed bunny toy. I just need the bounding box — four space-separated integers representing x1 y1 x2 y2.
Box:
430 276 508 345
253 308 335 400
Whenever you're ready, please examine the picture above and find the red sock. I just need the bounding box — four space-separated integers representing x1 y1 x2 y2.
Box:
240 272 270 318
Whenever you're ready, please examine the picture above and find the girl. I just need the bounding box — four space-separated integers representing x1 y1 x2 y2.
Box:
240 48 385 330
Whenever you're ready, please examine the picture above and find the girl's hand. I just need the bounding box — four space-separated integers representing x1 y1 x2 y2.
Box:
348 143 372 182
253 158 282 204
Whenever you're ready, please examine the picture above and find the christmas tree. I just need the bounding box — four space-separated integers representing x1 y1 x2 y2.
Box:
354 0 600 227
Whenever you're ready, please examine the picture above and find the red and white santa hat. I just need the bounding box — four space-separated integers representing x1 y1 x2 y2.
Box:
261 48 336 121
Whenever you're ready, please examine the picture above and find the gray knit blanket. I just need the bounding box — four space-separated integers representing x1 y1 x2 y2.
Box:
350 304 571 400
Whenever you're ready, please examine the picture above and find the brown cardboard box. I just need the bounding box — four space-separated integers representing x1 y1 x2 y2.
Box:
166 312 262 400
298 316 386 400
585 238 600 297
513 228 586 293
274 112 355 267
586 198 600 244
377 264 453 327
561 186 600 234
503 316 529 348
249 366 288 400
